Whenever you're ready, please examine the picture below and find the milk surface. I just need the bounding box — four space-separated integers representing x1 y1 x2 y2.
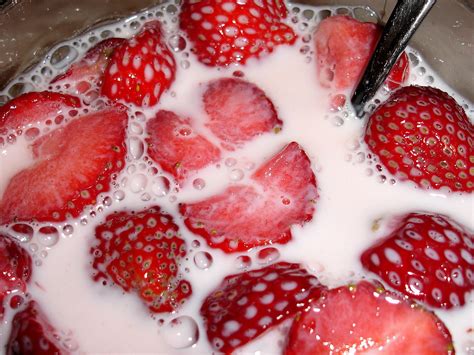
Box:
0 2 473 354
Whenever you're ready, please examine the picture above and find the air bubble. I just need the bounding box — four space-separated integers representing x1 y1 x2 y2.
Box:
180 60 190 69
130 122 144 135
191 240 200 248
38 227 59 247
230 169 244 181
235 255 251 269
161 316 199 349
152 176 171 197
63 225 74 236
103 196 112 207
141 193 151 201
10 224 34 242
225 158 237 167
130 174 147 193
257 247 280 265
194 251 213 269
129 137 144 160
50 45 79 69
29 243 39 253
331 116 344 127
114 190 125 201
192 178 206 190
168 35 187 52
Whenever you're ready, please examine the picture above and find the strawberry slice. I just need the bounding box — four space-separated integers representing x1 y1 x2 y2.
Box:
0 91 81 135
0 234 32 320
361 212 474 309
180 142 318 252
146 110 221 184
201 262 326 353
203 78 282 150
91 206 192 313
51 38 125 93
285 281 454 355
0 106 127 224
101 21 176 107
7 301 68 355
180 0 296 66
365 85 473 192
314 15 409 90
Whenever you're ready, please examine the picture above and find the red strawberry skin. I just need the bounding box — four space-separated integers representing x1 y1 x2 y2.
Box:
285 281 454 355
361 212 474 309
101 21 176 107
180 0 296 66
180 142 318 253
0 106 127 224
0 235 32 320
91 206 192 313
0 91 81 135
6 301 67 355
146 110 221 184
365 85 473 192
314 15 409 90
201 262 326 354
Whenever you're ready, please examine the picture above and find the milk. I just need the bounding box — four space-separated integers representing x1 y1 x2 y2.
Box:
0 2 472 354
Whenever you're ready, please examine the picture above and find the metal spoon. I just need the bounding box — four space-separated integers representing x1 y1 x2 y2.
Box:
351 0 437 117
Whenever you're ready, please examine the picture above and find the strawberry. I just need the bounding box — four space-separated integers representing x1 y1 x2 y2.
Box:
51 38 125 93
180 0 296 66
361 212 474 309
6 301 68 355
285 281 454 355
0 234 32 320
201 262 326 353
203 78 282 150
314 15 409 91
364 85 473 192
146 110 221 184
0 106 127 224
0 91 81 135
101 21 176 107
180 142 318 252
91 206 192 313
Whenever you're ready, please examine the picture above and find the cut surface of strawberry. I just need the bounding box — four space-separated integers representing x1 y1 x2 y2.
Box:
91 206 192 313
203 78 282 150
146 110 221 184
0 91 81 135
285 281 454 355
201 262 326 354
0 106 127 224
365 85 473 192
314 15 409 90
180 142 318 253
101 21 176 107
361 212 474 309
0 234 32 320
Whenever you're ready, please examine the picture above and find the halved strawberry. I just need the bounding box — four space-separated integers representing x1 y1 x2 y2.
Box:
0 234 32 320
285 281 454 354
146 110 221 184
361 212 474 309
314 15 409 91
0 106 127 224
180 0 296 66
6 301 68 355
51 38 125 93
364 85 473 192
0 91 81 135
180 142 317 252
101 21 176 107
201 262 326 353
203 78 282 150
91 206 192 313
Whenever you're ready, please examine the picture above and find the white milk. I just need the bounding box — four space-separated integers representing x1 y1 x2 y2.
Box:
0 2 472 354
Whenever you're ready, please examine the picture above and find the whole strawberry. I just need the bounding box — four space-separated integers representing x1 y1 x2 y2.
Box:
361 212 473 309
365 85 473 192
180 0 296 66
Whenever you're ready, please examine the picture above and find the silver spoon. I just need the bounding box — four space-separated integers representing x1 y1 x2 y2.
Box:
351 0 437 117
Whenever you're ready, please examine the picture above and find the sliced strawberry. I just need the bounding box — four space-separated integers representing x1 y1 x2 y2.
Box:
101 21 176 107
91 206 192 313
0 234 32 320
364 85 473 192
51 38 125 93
201 262 326 353
285 281 454 355
314 15 409 90
203 78 282 150
0 91 81 135
180 142 317 252
361 212 474 309
146 110 221 184
180 0 296 66
6 301 68 355
0 106 127 224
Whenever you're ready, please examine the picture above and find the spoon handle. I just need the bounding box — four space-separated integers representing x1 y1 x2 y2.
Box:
351 0 437 117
